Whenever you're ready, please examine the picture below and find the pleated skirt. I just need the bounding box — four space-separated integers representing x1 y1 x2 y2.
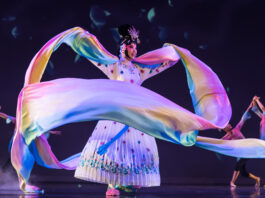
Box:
75 120 160 187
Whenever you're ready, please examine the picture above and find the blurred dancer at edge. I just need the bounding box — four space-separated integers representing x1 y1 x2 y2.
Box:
222 99 260 188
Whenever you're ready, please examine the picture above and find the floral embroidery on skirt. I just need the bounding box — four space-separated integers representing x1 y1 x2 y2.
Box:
75 120 160 186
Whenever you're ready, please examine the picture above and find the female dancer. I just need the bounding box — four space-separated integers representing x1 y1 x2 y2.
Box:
222 100 260 188
74 24 180 196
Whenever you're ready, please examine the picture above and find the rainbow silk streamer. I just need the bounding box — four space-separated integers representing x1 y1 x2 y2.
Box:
10 27 265 186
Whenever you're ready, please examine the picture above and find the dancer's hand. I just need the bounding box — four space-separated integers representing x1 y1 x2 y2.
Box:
49 130 62 135
253 96 260 101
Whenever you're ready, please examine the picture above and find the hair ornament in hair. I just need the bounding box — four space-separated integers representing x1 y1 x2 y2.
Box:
118 24 140 45
128 26 140 44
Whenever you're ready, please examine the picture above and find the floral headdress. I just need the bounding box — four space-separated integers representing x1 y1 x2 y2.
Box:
118 24 140 45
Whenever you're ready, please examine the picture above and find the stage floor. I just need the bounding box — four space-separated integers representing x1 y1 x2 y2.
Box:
0 184 264 198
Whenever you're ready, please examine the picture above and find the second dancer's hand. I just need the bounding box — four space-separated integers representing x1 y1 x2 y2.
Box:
49 130 62 135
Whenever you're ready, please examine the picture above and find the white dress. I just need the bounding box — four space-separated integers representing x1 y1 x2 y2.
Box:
75 59 162 186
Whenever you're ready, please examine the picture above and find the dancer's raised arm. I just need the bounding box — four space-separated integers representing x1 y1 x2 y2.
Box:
25 27 119 85
234 101 253 130
251 96 264 118
254 96 265 112
133 44 180 82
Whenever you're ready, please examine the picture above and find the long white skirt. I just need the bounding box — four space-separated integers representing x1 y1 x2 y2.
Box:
75 120 160 187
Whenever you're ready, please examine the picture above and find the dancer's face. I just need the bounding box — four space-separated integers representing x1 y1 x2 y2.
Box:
223 123 232 132
126 43 137 60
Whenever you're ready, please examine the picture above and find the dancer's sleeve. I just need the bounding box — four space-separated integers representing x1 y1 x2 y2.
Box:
88 60 118 78
25 27 119 85
64 28 119 78
133 44 180 82
252 105 263 119
234 110 251 130
0 112 8 120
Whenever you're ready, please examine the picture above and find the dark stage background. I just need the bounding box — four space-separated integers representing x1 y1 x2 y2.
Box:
0 0 264 185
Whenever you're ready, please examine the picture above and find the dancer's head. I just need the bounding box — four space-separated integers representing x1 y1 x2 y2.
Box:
223 123 233 132
126 43 137 60
118 24 140 60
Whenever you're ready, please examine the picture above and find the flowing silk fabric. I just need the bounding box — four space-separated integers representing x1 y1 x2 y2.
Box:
10 26 246 184
20 78 230 145
196 137 265 158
